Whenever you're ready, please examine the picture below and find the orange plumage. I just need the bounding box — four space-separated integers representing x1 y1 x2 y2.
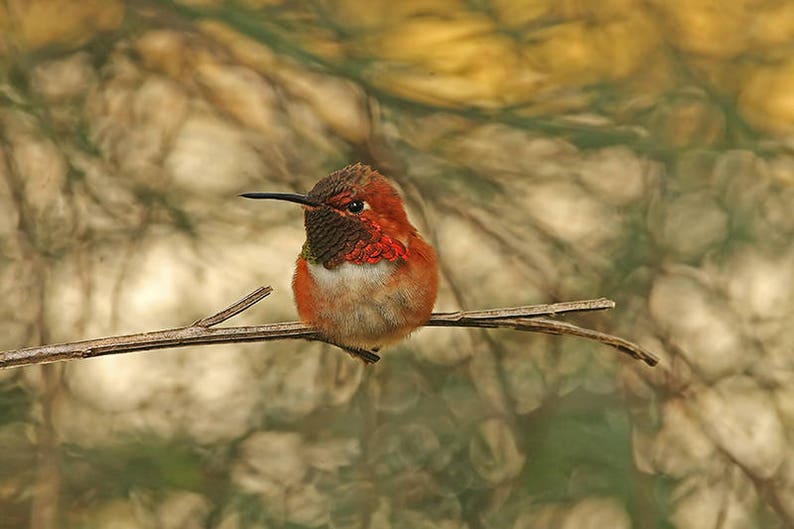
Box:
293 228 438 350
242 163 438 361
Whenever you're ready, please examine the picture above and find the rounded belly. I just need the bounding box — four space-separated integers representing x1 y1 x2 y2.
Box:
294 260 432 349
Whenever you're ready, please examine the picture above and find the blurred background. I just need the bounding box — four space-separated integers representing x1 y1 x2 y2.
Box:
1 1 793 528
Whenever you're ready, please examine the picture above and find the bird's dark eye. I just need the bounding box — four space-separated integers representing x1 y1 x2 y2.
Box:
346 200 365 214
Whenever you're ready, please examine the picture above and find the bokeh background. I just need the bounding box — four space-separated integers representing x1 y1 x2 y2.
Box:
1 1 793 528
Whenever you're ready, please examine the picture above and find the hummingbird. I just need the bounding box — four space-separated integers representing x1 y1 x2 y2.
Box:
241 163 438 363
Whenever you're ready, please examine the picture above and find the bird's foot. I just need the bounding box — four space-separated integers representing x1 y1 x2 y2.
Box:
342 346 380 364
319 337 381 364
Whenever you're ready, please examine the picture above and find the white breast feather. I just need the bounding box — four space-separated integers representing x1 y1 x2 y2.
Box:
307 261 408 347
308 261 395 299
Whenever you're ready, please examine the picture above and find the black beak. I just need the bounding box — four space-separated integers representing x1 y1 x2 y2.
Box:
239 192 320 208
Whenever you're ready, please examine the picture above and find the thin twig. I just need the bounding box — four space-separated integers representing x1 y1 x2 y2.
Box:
430 297 615 321
426 316 657 365
192 286 273 327
0 287 659 370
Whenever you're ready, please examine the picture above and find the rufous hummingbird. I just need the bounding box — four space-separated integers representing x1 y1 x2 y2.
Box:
241 163 438 363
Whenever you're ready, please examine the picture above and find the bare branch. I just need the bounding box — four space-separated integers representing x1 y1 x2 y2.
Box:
429 297 615 321
427 316 657 365
0 287 659 370
192 286 273 327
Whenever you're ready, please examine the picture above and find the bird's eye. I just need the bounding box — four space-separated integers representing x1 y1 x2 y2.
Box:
346 200 365 214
